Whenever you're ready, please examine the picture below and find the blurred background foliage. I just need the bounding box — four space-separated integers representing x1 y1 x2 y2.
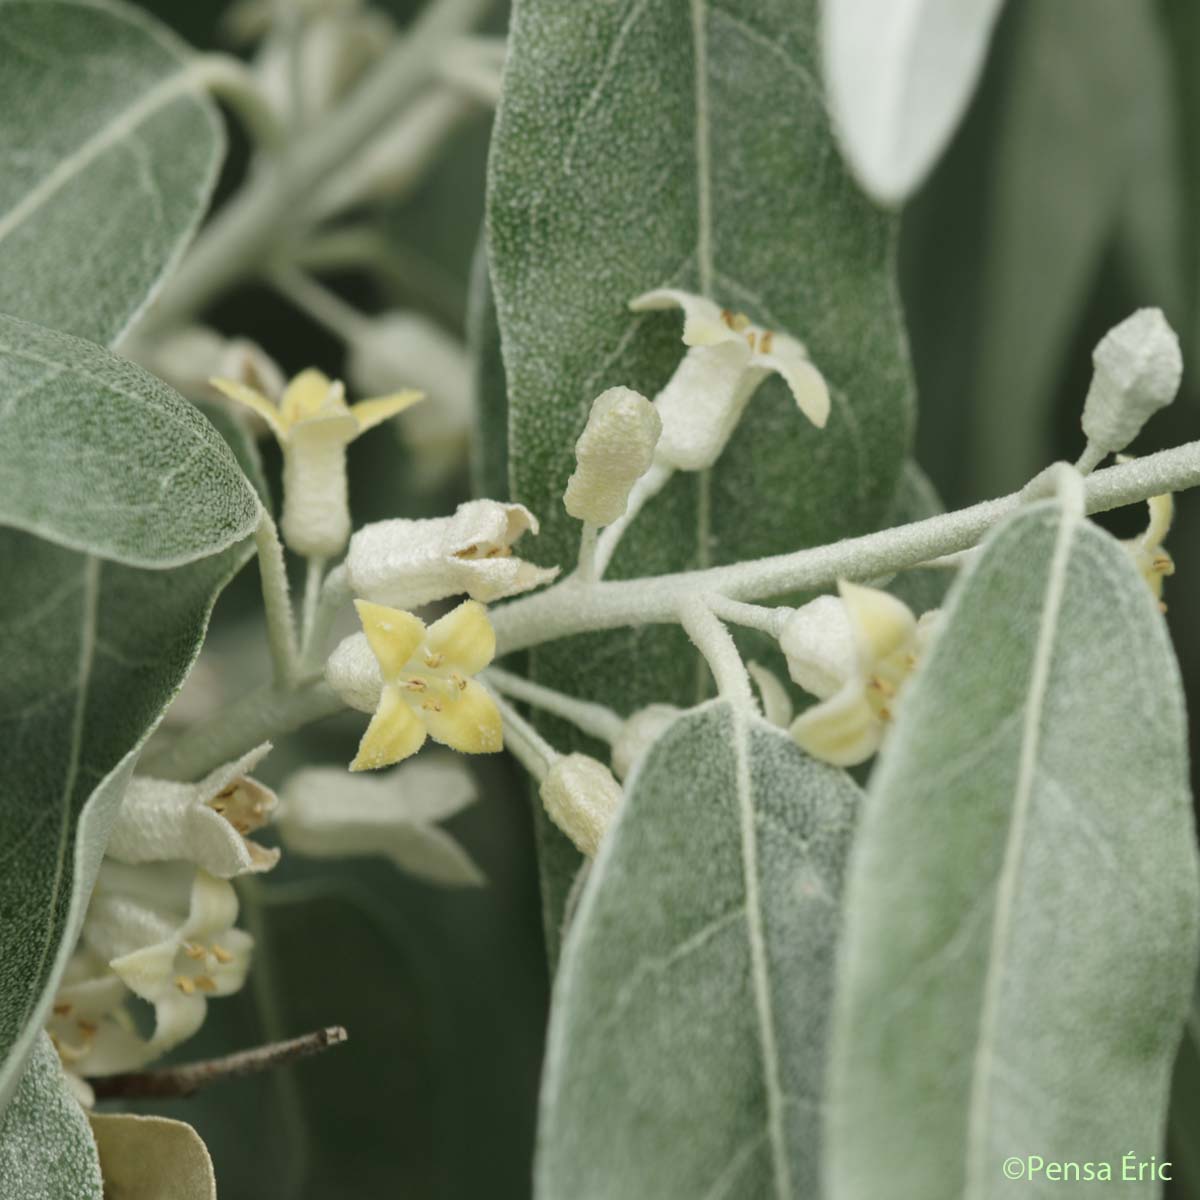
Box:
123 0 1200 1195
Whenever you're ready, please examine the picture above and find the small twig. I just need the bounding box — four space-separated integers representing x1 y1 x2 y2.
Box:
89 1027 348 1101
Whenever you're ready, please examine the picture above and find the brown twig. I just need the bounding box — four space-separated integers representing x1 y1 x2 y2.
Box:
88 1026 348 1101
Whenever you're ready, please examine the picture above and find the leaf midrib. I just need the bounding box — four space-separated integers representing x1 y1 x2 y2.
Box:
962 506 1079 1194
0 62 197 247
733 707 791 1198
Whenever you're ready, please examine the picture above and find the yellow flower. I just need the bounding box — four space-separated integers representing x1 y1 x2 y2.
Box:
786 582 932 767
348 599 503 771
211 368 422 557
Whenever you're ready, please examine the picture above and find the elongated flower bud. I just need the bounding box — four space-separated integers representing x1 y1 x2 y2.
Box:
564 387 661 525
1081 308 1182 455
540 754 623 857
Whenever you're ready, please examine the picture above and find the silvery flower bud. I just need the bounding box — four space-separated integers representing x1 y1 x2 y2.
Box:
610 704 681 781
1081 308 1182 455
564 387 661 526
539 754 624 858
777 596 857 699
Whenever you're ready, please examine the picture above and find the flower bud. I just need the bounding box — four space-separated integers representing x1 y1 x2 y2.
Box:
1081 308 1182 455
778 596 857 699
610 704 681 781
346 312 474 488
540 754 624 857
564 387 661 526
346 499 558 609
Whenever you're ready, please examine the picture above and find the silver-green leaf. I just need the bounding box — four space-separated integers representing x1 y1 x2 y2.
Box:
537 702 860 1198
827 498 1200 1197
821 0 1007 206
0 1035 102 1200
0 527 254 1116
0 316 260 567
488 0 913 951
0 0 222 346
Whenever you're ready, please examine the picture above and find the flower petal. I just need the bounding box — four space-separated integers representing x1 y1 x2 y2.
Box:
653 340 756 471
350 389 424 433
422 678 503 754
355 600 426 679
789 684 881 767
351 685 427 771
752 337 830 428
747 660 794 728
424 600 495 674
280 368 338 425
209 377 284 441
629 288 728 346
838 580 916 666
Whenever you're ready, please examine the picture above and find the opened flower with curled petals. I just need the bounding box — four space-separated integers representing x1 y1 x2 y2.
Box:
346 499 558 609
212 368 422 557
105 744 279 878
326 599 504 770
48 947 158 1090
783 582 937 767
80 862 253 1061
629 288 830 471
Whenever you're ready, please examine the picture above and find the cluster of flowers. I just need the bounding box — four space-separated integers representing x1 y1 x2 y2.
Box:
63 286 1179 1094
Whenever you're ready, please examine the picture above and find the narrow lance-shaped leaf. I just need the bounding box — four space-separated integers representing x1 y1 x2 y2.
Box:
0 316 261 567
0 404 262 1115
826 497 1200 1197
0 529 254 1116
488 0 913 948
821 0 1007 206
0 1034 102 1200
0 0 223 346
537 702 860 1198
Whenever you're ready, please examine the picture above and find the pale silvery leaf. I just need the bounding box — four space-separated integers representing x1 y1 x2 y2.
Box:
89 1113 215 1200
0 316 261 568
537 702 860 1197
826 498 1200 1197
488 0 913 952
821 0 1007 205
0 0 222 345
0 1035 102 1200
0 528 253 1116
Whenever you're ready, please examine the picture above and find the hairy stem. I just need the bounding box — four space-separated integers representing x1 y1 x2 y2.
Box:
89 1027 347 1100
140 681 345 781
254 514 299 687
679 598 753 705
491 445 1200 655
484 666 623 743
490 690 559 782
141 0 492 333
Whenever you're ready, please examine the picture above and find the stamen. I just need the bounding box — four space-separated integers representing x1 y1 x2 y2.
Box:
424 651 444 668
421 699 444 713
77 1019 98 1036
211 944 234 964
195 975 217 993
759 330 775 354
175 976 197 995
52 1002 71 1016
454 544 479 559
183 942 206 960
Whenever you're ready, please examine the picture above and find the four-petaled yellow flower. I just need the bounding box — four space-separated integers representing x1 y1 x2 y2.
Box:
212 368 422 557
349 598 504 771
